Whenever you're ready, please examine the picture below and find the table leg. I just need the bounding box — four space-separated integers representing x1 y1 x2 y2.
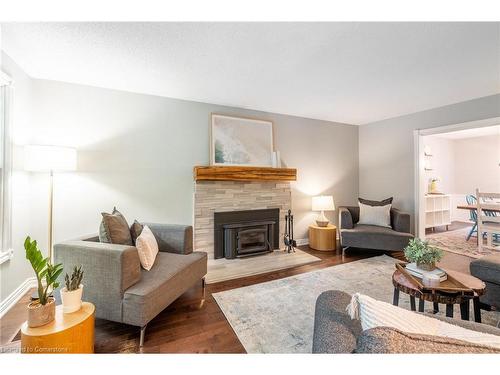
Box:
446 304 454 318
418 298 425 312
410 296 416 311
393 288 399 306
473 297 482 323
433 302 439 314
460 300 470 321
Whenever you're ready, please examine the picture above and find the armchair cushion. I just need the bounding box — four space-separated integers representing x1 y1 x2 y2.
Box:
341 224 413 251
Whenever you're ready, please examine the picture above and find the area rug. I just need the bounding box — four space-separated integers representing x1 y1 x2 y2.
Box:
206 249 320 284
427 226 496 259
213 255 499 353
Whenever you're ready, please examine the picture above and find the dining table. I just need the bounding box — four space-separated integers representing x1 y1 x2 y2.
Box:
456 204 500 214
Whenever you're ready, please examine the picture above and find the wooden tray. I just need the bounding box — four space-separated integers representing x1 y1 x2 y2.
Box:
395 263 474 295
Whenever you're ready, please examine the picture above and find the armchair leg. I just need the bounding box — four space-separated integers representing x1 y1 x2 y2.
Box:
139 325 147 347
202 277 206 298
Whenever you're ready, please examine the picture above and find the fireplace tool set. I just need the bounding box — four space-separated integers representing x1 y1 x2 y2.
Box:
284 209 296 253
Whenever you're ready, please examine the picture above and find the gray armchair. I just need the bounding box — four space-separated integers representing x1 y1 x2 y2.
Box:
338 206 413 254
54 223 207 347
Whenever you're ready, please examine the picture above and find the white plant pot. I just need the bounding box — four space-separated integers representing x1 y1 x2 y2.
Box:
60 285 83 314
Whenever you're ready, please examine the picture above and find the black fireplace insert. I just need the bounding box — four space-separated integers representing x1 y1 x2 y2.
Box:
214 208 280 259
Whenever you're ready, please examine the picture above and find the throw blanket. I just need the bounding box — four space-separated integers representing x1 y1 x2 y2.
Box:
347 293 500 349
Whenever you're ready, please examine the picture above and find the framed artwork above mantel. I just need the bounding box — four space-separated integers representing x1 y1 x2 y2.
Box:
210 114 274 167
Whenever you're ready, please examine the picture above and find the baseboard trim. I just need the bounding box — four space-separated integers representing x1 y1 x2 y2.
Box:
0 277 37 319
295 238 309 246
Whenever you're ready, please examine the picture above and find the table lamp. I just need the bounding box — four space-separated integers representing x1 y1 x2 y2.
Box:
312 195 335 227
24 145 77 261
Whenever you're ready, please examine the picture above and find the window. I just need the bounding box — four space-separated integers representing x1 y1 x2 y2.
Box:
0 71 13 264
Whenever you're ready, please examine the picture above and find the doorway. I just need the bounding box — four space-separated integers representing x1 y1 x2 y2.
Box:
414 117 500 258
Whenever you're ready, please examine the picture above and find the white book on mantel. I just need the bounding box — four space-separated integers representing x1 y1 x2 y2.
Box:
406 262 448 282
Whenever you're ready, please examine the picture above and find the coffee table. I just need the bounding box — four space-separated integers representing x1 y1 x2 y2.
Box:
392 269 486 322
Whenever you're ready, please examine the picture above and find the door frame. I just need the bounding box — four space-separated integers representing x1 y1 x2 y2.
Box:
413 116 500 239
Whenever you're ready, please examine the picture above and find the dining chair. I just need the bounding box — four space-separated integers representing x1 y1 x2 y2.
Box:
465 194 499 243
476 189 500 252
465 194 478 241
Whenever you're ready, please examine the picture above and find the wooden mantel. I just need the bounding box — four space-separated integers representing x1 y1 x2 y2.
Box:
194 166 297 182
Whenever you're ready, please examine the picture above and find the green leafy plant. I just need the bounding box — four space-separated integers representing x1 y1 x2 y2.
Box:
24 236 63 305
404 238 443 266
65 266 84 291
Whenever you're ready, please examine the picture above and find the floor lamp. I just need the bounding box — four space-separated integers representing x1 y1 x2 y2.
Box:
24 145 77 262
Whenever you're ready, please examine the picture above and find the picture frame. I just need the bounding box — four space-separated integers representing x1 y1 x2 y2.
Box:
210 114 274 167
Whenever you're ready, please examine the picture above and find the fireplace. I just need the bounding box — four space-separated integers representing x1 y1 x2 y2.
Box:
214 208 280 259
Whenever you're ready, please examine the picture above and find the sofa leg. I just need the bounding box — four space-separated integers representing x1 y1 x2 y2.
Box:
202 277 206 298
139 325 147 347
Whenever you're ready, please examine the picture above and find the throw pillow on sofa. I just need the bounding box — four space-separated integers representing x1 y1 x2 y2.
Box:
99 207 134 245
135 225 159 271
357 202 391 228
130 220 144 245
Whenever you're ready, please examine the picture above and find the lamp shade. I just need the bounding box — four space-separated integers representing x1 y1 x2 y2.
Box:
24 145 77 172
312 195 335 211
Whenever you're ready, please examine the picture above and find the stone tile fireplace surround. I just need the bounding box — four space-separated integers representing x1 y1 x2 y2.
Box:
194 181 292 259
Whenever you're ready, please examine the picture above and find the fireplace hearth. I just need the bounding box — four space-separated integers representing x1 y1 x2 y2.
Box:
214 209 280 259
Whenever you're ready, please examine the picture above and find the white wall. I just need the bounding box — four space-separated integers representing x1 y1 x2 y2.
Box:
422 133 500 223
422 136 455 194
359 94 500 232
454 135 500 194
1 52 359 302
0 52 38 303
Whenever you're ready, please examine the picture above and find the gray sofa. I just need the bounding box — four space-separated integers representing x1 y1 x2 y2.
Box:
312 290 500 353
338 206 413 254
54 223 207 346
470 254 500 312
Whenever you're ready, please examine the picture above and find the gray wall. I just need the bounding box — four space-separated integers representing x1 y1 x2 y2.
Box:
359 94 500 232
1 52 359 302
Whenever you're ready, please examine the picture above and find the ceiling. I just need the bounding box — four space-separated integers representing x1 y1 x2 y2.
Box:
433 125 500 139
1 22 499 125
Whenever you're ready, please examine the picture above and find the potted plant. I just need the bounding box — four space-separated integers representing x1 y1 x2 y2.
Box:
25 236 63 327
60 266 84 313
404 238 444 271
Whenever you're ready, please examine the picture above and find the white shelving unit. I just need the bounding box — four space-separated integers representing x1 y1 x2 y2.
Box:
425 194 451 230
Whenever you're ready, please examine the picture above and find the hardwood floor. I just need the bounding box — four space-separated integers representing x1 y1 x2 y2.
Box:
0 246 406 353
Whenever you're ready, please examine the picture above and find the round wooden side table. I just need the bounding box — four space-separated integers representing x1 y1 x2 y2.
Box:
21 302 95 354
309 224 337 251
392 269 486 322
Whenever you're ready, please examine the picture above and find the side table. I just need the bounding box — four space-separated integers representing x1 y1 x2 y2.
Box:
309 224 337 251
392 269 486 322
21 302 95 353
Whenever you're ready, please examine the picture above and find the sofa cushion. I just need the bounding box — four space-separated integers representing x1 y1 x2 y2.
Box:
357 327 500 353
122 251 207 327
470 254 500 284
341 224 413 251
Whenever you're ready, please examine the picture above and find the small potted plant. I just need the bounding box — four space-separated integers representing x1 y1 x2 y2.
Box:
25 236 63 327
404 238 444 271
60 266 84 313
